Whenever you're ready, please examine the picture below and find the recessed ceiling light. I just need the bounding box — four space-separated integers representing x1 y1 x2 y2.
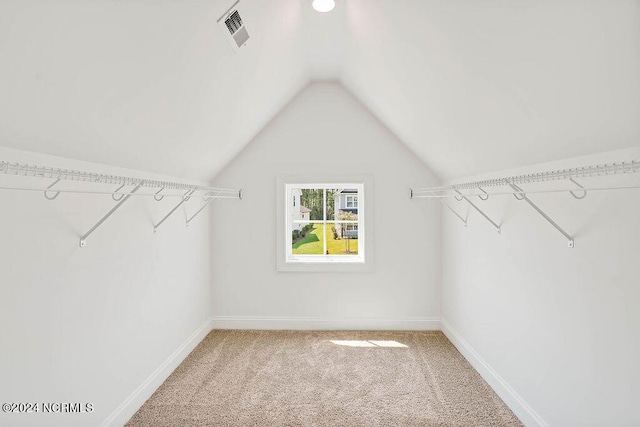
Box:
312 0 335 13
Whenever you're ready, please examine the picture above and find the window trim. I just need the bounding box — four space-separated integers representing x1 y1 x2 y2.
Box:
276 176 374 273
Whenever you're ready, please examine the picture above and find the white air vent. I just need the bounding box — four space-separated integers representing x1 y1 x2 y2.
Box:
217 1 249 51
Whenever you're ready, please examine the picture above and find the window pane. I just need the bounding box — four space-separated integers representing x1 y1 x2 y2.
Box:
325 188 340 221
292 222 325 255
300 189 324 221
329 188 359 222
290 188 310 223
327 222 359 255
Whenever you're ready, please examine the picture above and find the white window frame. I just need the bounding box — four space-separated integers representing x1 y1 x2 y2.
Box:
276 176 373 273
285 183 365 265
345 195 358 208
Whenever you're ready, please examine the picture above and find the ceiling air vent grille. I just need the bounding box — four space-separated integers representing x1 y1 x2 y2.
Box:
217 2 249 51
225 10 243 36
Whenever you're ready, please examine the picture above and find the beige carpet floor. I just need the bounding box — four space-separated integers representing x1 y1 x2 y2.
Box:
127 330 522 426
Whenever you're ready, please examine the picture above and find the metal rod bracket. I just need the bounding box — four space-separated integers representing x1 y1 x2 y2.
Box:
477 186 489 201
455 190 501 233
44 179 62 200
79 183 143 247
509 183 574 248
186 190 223 226
569 178 587 200
153 189 195 233
154 187 166 201
112 184 126 201
442 200 467 227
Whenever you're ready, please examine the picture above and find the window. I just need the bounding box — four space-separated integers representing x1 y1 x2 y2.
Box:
285 183 364 264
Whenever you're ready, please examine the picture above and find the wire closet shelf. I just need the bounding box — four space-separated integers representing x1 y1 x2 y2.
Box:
410 160 640 199
0 160 242 247
410 158 640 249
0 160 241 199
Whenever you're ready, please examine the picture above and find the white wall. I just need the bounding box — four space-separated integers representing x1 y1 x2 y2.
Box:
441 147 640 426
210 83 441 329
0 146 216 426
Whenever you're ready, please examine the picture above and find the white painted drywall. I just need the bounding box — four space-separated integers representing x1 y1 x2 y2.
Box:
210 83 441 327
0 146 216 426
0 0 308 181
342 0 640 180
441 147 640 426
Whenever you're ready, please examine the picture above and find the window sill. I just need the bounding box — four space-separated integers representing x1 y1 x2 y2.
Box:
277 260 372 273
286 255 365 264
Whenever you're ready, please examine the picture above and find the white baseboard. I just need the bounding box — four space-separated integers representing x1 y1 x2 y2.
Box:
210 316 441 331
101 317 215 427
441 319 547 427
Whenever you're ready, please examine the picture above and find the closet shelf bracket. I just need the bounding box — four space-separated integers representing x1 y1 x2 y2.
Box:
153 189 196 233
79 183 143 247
509 183 574 248
185 200 213 227
185 191 224 227
442 200 467 227
455 190 501 233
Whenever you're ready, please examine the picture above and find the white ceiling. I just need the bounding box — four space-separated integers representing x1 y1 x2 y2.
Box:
0 0 309 180
340 0 640 179
0 0 639 181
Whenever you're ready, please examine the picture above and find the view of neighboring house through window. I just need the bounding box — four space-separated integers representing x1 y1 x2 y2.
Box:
286 183 364 263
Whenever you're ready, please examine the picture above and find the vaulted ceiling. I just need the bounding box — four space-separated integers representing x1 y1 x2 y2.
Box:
1 0 638 181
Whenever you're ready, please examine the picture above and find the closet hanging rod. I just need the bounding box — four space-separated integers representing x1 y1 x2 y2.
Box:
411 159 640 199
0 160 240 197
